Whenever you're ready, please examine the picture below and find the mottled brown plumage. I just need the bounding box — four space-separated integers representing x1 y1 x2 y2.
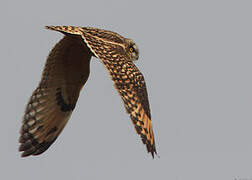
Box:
19 26 157 158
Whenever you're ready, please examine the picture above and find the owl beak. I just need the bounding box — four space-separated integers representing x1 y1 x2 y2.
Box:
135 50 139 61
132 53 139 61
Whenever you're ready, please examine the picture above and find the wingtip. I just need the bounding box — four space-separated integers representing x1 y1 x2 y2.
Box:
147 143 158 159
150 149 159 159
44 25 65 33
45 25 55 30
44 25 82 36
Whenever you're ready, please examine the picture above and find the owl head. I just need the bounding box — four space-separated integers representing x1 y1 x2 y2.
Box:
125 39 139 61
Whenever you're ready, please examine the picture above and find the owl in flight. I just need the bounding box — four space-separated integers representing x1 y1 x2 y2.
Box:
19 26 157 158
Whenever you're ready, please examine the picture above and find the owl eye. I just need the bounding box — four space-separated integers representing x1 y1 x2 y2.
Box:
129 47 134 53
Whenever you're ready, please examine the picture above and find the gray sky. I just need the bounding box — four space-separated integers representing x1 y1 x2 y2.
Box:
1 0 252 179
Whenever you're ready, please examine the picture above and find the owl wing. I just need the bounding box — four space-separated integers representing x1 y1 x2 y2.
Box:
79 27 157 157
19 34 92 157
110 60 157 157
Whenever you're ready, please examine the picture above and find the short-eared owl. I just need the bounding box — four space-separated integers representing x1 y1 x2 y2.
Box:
19 26 157 158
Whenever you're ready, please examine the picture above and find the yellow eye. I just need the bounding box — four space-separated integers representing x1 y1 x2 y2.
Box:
129 47 134 53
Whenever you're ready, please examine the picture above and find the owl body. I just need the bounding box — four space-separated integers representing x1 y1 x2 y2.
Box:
19 26 157 158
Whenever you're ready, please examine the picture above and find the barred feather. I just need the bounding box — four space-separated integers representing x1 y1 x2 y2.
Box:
80 27 157 157
19 35 91 157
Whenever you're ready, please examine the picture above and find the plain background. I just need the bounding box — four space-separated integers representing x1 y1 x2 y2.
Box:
1 0 252 179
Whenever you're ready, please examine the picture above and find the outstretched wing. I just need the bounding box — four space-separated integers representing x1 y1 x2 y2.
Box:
79 27 157 157
19 34 92 157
